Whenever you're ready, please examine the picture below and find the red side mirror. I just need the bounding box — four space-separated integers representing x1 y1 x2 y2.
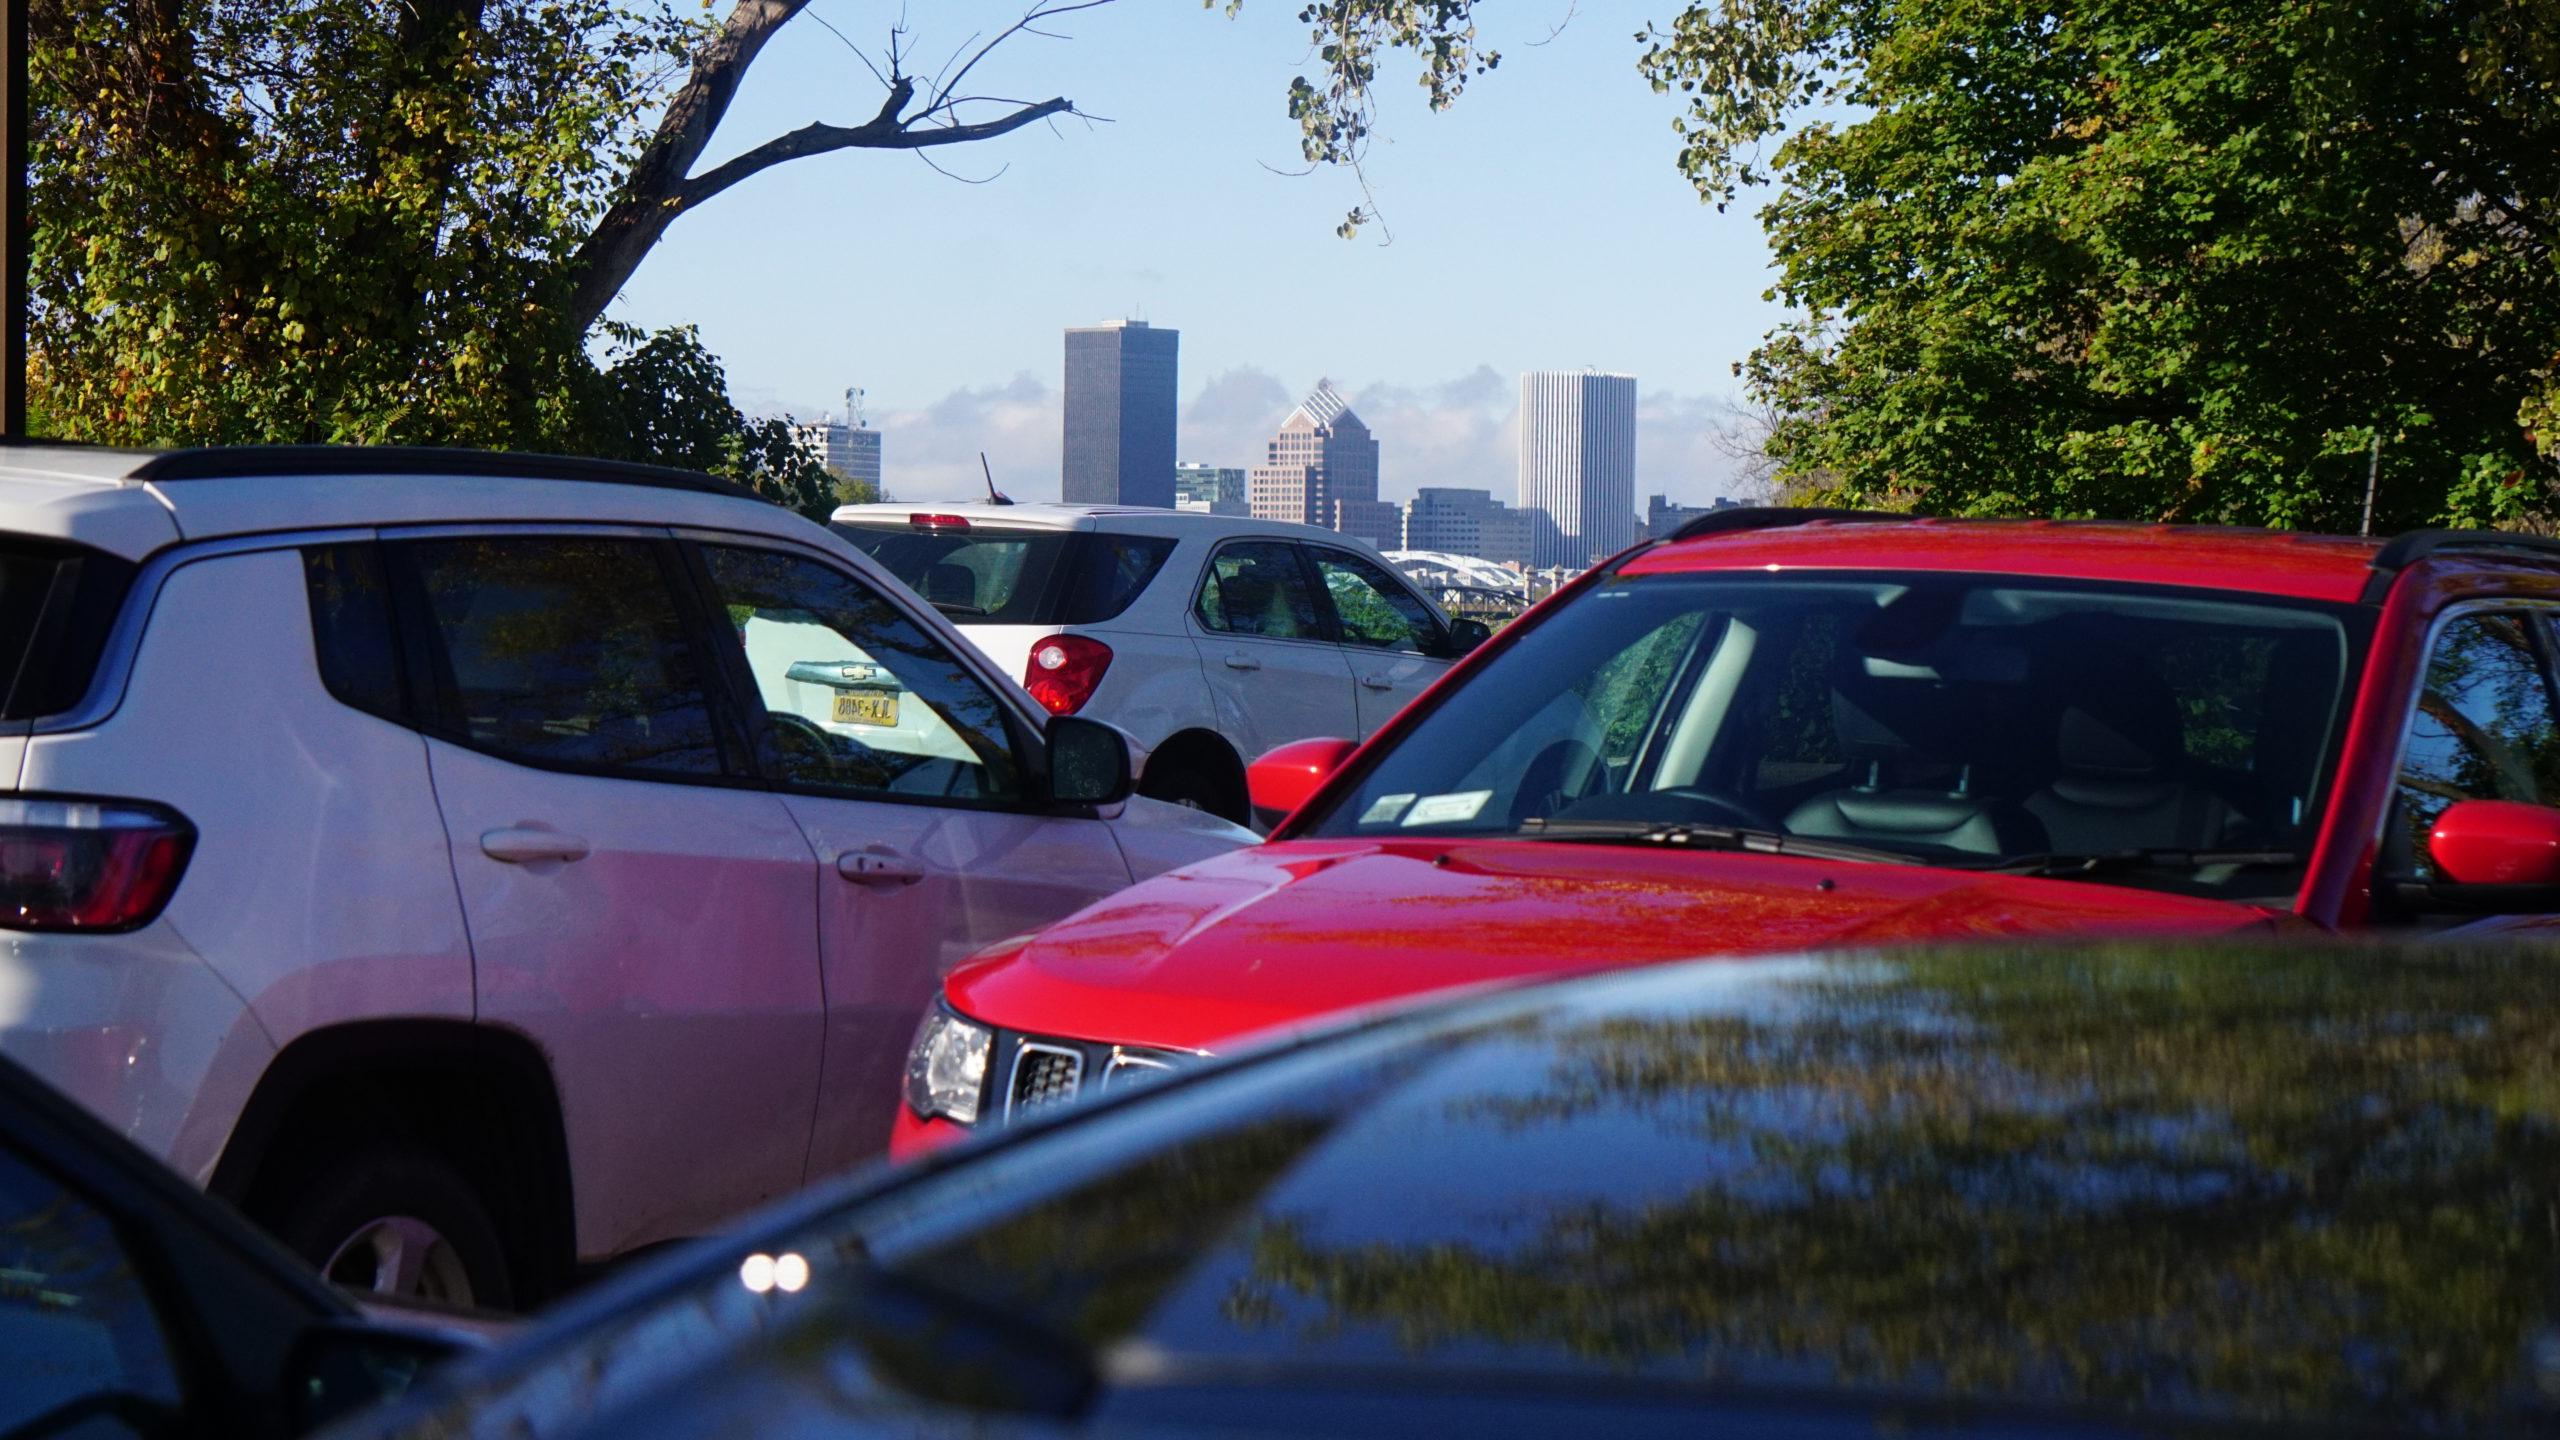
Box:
1247 738 1360 826
2428 799 2560 885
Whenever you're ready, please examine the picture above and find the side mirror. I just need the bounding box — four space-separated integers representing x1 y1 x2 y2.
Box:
2430 799 2560 885
1445 617 1493 657
1047 714 1133 806
1248 737 1360 827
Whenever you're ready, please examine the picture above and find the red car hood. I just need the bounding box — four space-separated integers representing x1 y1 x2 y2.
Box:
944 838 2292 1052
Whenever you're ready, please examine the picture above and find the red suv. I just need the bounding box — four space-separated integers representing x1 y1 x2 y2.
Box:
896 512 2560 1152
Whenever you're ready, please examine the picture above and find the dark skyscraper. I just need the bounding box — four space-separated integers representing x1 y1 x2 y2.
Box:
1062 320 1178 507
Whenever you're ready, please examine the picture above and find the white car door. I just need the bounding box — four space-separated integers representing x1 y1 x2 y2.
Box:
1308 545 1456 735
1186 539 1361 754
688 538 1139 1176
391 531 825 1262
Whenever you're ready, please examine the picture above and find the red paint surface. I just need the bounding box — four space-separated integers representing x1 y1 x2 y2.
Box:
2429 799 2560 885
887 1106 971 1160
1622 520 2385 603
940 839 2278 1053
1246 738 1361 823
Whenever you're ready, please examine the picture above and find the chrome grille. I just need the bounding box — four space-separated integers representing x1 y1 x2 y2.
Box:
1100 1048 1180 1091
1007 1042 1085 1118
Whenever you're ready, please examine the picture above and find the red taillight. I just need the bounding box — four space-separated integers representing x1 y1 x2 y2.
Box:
1023 634 1113 715
0 797 195 932
909 513 972 530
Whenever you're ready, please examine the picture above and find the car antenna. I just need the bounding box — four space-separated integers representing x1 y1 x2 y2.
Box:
981 452 1015 506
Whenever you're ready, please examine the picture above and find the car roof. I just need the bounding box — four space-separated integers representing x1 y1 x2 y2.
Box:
0 442 796 561
829 500 1362 546
1624 517 2396 602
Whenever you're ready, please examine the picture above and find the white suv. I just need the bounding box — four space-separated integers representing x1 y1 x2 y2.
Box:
0 445 1250 1309
833 503 1489 822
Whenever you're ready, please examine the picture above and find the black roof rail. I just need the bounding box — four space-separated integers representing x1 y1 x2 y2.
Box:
2361 528 2560 604
1666 506 1918 543
127 445 756 501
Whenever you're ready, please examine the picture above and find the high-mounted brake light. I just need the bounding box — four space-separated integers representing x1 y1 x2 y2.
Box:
0 797 195 932
909 513 972 530
1024 634 1113 715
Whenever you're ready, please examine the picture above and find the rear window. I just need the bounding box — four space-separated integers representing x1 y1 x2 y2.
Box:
833 523 1174 625
0 542 137 721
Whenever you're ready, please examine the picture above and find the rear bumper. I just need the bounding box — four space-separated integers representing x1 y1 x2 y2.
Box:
887 1105 973 1162
0 922 270 1180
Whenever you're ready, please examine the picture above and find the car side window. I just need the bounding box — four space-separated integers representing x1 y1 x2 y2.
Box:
1313 550 1439 654
1061 534 1177 624
2394 610 2560 876
0 1143 184 1434
392 536 730 777
699 544 1024 803
1196 541 1325 640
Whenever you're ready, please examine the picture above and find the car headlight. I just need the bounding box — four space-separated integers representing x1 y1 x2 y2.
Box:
905 1002 992 1125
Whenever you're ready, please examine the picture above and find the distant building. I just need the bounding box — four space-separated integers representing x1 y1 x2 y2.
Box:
1402 486 1532 564
1174 463 1248 516
1248 379 1382 534
791 419 884 502
1642 493 1739 539
1063 320 1179 507
1518 371 1638 567
1334 499 1404 551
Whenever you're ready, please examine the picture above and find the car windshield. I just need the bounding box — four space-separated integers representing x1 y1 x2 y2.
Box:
1304 573 2362 903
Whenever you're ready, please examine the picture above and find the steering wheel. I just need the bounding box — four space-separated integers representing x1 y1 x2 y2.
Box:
767 711 843 783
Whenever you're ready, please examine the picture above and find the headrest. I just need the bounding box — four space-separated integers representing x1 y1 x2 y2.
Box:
2052 665 2183 779
923 562 977 608
1831 667 1985 764
1219 571 1277 631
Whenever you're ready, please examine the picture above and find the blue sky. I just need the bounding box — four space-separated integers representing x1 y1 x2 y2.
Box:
609 1 1787 503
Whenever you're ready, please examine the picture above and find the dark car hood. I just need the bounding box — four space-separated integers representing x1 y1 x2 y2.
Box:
945 837 2286 1050
346 940 2560 1439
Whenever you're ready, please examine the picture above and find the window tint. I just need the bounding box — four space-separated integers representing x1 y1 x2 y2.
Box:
1313 551 1438 653
0 1144 182 1433
2395 611 2560 876
1196 542 1325 640
303 543 404 719
702 545 1022 802
0 542 136 721
397 537 727 777
1061 534 1176 624
831 524 1073 623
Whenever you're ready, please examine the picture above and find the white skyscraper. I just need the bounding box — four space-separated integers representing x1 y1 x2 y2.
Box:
1517 371 1638 567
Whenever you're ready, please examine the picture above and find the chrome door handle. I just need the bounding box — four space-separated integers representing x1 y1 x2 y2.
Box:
480 828 590 864
1222 654 1261 671
1359 675 1395 691
837 850 925 886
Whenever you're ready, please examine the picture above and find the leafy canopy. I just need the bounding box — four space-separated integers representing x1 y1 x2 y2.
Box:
30 0 826 502
1634 0 2560 526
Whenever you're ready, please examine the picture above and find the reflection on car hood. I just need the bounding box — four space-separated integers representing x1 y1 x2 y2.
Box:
344 940 2560 1438
945 837 2282 1050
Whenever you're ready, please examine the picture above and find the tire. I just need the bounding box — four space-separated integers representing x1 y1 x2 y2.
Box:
1141 763 1245 824
264 1145 514 1310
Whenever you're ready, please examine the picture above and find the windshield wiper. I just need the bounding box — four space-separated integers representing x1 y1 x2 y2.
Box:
1515 817 1923 867
1979 847 2301 878
927 600 991 618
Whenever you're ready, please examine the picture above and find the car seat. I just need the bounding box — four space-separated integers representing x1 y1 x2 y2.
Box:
1783 664 2045 856
2023 657 2234 854
922 562 978 610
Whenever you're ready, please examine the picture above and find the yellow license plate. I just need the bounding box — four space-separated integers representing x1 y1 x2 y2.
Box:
833 691 898 727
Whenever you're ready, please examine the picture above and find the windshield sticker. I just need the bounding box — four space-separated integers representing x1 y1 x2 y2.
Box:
1402 790 1491 827
1360 793 1417 825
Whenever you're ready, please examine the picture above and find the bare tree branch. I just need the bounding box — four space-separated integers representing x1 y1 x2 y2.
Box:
564 0 1109 334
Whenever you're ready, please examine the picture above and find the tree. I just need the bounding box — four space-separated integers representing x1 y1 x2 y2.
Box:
1628 0 2560 527
26 0 1492 487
